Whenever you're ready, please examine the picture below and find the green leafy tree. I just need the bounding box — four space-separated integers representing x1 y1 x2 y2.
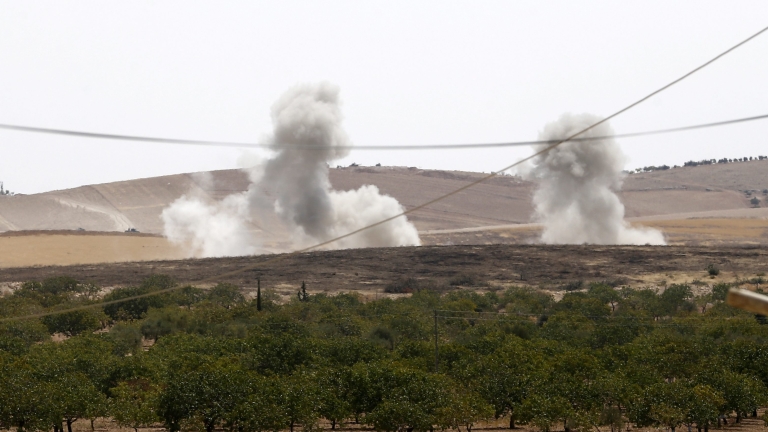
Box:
158 362 249 432
110 380 161 432
281 372 321 432
685 384 723 432
207 283 245 309
364 370 456 432
41 303 106 336
225 377 288 432
0 361 55 432
103 275 177 321
140 307 190 341
107 323 144 356
317 368 353 429
630 381 689 432
0 320 49 355
459 337 542 428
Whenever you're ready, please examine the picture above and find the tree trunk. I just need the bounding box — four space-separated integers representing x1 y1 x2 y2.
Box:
290 421 294 432
90 419 95 431
736 413 741 423
509 417 516 429
331 420 336 430
753 410 758 418
66 419 74 432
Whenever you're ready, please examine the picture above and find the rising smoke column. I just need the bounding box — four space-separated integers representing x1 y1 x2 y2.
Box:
251 82 420 249
520 113 665 245
162 82 420 257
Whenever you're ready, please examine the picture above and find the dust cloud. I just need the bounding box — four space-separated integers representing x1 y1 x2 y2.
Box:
162 82 420 257
520 113 666 245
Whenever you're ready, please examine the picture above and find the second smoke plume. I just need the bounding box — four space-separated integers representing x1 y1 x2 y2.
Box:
521 113 665 245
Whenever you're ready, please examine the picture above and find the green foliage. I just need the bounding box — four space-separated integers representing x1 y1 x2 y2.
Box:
111 379 161 432
297 281 309 302
0 320 49 355
41 303 106 336
207 283 245 308
711 283 730 301
107 323 144 356
2 273 768 432
103 275 179 321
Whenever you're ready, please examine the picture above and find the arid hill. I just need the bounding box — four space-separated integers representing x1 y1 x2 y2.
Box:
0 160 765 235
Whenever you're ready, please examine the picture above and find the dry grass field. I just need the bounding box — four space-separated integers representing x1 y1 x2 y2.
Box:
0 244 765 302
0 231 184 268
0 216 766 269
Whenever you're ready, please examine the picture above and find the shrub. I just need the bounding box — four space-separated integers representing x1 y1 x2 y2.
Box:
711 283 730 301
707 264 720 276
563 280 584 292
384 278 420 294
448 273 481 286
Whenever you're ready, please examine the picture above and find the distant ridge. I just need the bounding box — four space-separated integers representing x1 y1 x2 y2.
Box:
0 160 765 235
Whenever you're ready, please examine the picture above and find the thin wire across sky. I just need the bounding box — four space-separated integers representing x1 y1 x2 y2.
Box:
0 113 767 151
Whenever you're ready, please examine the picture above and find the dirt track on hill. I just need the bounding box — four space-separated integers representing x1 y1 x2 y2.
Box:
0 245 765 298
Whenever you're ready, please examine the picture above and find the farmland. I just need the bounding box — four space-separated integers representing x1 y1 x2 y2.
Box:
1 252 767 432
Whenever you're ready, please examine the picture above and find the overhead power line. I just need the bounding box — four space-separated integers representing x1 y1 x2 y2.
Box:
1 24 766 324
0 113 767 151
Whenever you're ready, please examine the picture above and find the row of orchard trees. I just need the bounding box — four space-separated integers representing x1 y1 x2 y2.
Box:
0 275 767 432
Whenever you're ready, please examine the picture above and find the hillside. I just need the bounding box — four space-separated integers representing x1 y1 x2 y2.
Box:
0 159 765 235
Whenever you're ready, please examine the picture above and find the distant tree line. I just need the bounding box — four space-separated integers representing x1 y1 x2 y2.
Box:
0 274 767 432
633 155 767 173
0 182 14 196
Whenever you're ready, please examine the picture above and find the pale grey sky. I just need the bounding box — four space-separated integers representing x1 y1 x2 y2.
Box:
0 1 766 194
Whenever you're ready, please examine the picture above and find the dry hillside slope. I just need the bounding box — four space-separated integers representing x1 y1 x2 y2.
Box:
0 160 765 236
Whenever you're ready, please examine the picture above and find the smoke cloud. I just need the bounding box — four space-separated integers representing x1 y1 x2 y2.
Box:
162 82 420 257
520 113 665 245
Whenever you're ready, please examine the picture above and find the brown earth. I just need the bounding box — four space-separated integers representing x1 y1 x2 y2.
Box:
65 408 768 432
0 160 766 235
0 216 766 269
422 217 768 248
58 407 768 432
0 161 766 268
0 231 185 268
0 245 765 301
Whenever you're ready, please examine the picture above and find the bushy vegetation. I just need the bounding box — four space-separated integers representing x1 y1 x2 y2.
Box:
0 276 767 432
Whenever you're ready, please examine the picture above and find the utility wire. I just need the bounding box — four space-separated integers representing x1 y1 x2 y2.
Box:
1 24 766 324
0 113 767 151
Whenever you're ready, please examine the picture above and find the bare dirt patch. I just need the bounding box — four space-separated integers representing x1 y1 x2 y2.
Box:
0 245 765 300
0 231 184 268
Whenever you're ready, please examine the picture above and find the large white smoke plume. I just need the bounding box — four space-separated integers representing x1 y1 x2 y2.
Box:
520 113 665 245
162 82 420 257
